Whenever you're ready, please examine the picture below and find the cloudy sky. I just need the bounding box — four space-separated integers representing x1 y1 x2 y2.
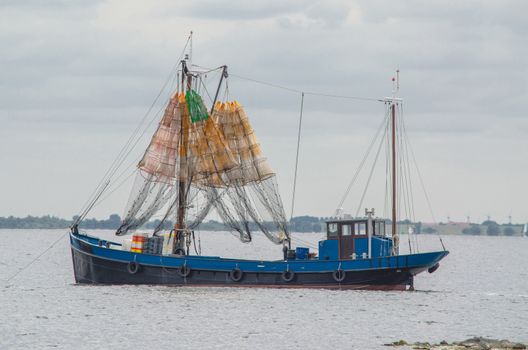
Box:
1 0 527 223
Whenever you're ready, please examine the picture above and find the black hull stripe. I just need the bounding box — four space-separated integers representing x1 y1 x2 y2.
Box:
71 247 414 289
70 244 427 275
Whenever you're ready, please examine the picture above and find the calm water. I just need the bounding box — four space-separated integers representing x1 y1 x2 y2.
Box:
1 230 527 349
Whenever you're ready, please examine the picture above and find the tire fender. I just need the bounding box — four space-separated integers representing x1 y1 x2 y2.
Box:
177 264 191 277
281 270 295 282
229 268 243 282
127 261 140 274
332 269 346 282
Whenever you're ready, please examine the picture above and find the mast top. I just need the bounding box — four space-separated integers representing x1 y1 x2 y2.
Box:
387 69 401 103
383 97 403 103
392 69 400 97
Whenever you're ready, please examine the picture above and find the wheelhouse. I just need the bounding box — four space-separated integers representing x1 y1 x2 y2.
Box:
318 218 393 260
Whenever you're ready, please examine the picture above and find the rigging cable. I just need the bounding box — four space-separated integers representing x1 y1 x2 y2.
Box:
394 103 411 252
193 64 381 102
400 103 419 252
289 234 319 250
74 34 192 223
355 115 389 217
80 57 180 218
290 92 304 221
81 58 382 223
191 64 225 75
335 111 389 214
82 82 177 214
229 73 382 102
4 232 67 284
383 106 391 219
401 111 446 251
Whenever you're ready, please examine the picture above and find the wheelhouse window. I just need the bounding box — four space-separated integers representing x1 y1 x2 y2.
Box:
375 222 385 236
328 223 338 237
342 224 352 236
354 222 367 236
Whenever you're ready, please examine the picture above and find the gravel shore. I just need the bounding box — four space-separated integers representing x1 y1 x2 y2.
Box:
385 337 527 350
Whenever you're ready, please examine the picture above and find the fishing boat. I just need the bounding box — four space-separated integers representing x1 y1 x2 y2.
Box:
70 38 448 290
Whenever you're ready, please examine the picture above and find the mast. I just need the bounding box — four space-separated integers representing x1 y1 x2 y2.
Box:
391 70 399 255
174 58 192 254
391 100 397 254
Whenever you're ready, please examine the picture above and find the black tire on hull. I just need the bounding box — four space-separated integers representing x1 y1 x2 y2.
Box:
427 263 440 274
127 261 140 274
229 268 243 282
177 265 191 277
281 270 295 282
333 269 346 282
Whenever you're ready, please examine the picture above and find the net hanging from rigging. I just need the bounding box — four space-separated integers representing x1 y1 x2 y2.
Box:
116 91 289 244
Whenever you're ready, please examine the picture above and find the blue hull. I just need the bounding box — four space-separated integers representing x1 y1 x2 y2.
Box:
70 232 448 290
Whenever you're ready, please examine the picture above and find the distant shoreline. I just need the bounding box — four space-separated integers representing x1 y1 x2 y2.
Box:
0 214 525 236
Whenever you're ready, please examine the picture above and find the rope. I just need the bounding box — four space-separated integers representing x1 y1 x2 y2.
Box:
401 110 446 251
229 73 301 94
199 76 214 103
290 92 304 221
304 91 382 102
399 103 419 252
405 129 437 223
229 73 382 102
383 110 390 218
92 169 137 209
289 233 319 250
191 64 225 75
355 118 388 217
335 111 389 214
4 232 67 284
78 180 110 222
74 34 192 223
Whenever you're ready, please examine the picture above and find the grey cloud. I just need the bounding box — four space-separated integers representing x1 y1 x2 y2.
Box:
0 0 527 222
178 0 316 20
0 0 101 10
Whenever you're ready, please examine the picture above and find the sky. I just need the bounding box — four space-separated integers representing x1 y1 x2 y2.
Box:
1 0 527 224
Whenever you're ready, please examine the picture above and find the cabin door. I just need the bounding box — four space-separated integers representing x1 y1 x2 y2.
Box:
339 224 354 259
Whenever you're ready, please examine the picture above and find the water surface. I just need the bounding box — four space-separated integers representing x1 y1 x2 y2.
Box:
1 230 526 349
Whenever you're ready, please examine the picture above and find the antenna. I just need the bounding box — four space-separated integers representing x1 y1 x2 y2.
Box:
392 69 400 98
396 69 400 92
189 30 193 68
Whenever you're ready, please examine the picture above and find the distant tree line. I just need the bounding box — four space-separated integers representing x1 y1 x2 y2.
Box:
0 214 124 230
1 215 523 236
290 216 324 232
0 215 72 229
0 214 327 232
420 220 522 236
460 220 517 236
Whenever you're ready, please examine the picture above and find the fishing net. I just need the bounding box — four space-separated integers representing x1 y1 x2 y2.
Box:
116 93 183 235
205 101 288 243
185 89 209 123
116 91 289 244
116 171 177 235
